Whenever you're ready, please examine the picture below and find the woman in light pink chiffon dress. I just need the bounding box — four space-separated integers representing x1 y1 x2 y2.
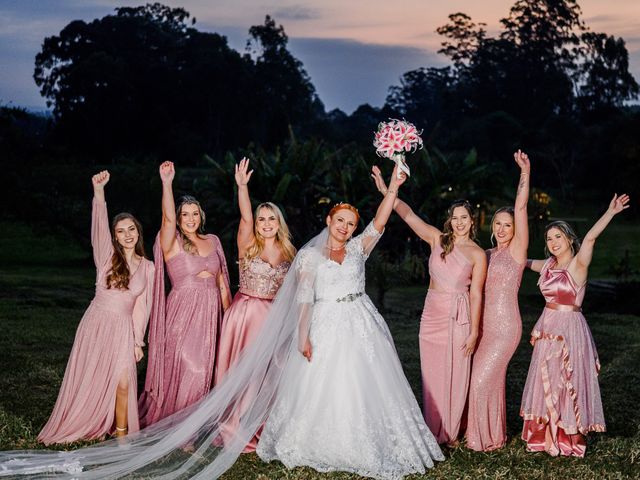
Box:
466 150 530 451
521 193 630 457
371 168 487 446
38 171 154 445
214 158 295 452
139 161 232 427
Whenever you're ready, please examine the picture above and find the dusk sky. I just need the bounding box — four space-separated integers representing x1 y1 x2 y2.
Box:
1 0 639 113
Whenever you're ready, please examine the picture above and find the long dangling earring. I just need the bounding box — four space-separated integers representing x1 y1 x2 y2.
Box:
490 232 495 246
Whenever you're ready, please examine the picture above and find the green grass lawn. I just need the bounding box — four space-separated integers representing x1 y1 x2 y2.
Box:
0 221 639 479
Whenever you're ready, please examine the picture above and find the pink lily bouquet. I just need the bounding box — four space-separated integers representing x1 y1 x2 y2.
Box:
373 118 423 178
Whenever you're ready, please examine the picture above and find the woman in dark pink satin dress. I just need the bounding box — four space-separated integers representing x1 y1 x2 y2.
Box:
521 193 629 457
139 161 232 427
466 150 530 451
214 157 295 451
39 171 154 444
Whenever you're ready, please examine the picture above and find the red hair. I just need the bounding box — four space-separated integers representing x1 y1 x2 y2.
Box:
328 203 360 223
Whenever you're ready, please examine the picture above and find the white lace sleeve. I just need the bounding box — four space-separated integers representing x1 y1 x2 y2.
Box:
295 249 316 304
352 220 384 258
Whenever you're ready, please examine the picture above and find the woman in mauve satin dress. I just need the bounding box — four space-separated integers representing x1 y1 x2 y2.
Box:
139 161 232 427
521 193 630 457
466 150 530 451
371 167 487 447
39 170 154 444
214 157 295 452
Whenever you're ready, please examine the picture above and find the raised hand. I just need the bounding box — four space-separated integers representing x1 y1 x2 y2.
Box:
234 157 254 186
608 193 630 216
159 161 175 184
388 164 407 190
514 149 530 173
92 170 110 190
370 165 389 195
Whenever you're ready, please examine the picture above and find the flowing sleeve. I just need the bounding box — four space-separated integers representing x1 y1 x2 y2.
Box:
352 220 384 258
91 197 113 272
213 235 231 297
295 248 317 351
143 234 167 405
131 261 155 348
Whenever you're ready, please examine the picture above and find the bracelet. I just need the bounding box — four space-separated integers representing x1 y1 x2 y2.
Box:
520 172 529 176
386 189 398 195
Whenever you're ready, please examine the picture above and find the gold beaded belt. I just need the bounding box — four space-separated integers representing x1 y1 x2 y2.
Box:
545 302 582 312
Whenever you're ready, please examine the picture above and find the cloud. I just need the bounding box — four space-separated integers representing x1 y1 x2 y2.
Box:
272 5 321 21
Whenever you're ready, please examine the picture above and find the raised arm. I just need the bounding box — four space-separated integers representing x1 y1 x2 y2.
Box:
510 150 530 263
372 164 406 232
371 165 441 247
158 161 178 258
462 248 487 356
235 157 255 255
574 194 630 276
91 170 112 270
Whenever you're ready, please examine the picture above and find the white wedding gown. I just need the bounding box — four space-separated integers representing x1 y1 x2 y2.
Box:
257 222 444 479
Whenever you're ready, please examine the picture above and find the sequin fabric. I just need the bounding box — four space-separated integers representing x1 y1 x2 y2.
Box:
466 247 524 451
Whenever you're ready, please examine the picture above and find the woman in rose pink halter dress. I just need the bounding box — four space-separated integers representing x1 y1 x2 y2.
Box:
39 171 154 444
139 161 232 426
214 158 295 452
521 193 630 457
371 168 487 446
466 150 530 451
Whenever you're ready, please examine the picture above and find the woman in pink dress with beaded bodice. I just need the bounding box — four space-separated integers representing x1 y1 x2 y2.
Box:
214 158 295 451
371 167 487 446
39 171 154 444
139 162 231 427
521 193 630 457
466 150 530 451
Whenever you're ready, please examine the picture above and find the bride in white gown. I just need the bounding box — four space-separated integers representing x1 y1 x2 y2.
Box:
0 166 442 479
257 167 444 478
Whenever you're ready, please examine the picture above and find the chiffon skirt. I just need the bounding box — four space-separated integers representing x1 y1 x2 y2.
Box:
38 301 138 445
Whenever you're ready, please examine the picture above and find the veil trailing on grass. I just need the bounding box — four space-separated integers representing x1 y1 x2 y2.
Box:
0 228 329 479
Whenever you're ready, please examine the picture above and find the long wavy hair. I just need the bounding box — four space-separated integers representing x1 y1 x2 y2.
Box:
544 220 581 258
490 206 515 246
242 202 296 267
176 195 206 255
440 200 477 260
106 213 146 289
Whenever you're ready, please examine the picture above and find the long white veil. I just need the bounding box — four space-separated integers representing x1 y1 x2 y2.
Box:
0 228 329 479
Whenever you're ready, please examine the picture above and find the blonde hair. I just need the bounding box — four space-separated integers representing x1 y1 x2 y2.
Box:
440 200 477 260
242 202 296 267
176 195 206 255
544 220 581 258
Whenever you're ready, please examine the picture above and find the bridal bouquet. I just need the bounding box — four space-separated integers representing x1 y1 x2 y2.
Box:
373 119 423 177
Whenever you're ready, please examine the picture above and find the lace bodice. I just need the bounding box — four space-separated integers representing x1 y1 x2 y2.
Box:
296 221 383 304
238 257 291 300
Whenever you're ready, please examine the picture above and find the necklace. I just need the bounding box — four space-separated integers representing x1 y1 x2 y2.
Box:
327 244 345 251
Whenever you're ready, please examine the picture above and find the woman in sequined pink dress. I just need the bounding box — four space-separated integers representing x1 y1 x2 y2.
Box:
521 193 630 457
466 150 530 451
39 171 154 444
139 161 232 427
371 168 487 446
214 158 295 452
